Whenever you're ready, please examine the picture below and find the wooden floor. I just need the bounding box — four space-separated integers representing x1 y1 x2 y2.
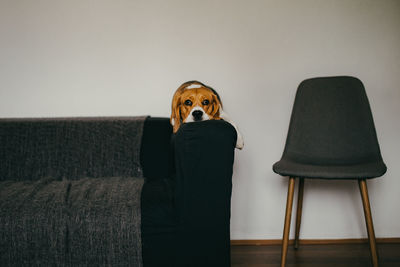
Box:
231 243 400 267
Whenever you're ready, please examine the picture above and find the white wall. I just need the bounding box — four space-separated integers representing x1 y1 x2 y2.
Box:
1 0 399 240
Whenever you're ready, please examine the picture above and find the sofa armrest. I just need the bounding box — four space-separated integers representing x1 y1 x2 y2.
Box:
173 119 236 267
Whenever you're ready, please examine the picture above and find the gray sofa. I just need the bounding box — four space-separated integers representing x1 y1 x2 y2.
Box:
0 116 237 267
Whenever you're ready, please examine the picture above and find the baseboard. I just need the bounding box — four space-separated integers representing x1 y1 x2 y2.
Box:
231 238 400 246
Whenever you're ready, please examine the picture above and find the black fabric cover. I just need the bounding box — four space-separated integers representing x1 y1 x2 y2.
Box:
273 76 387 179
0 117 147 181
140 118 176 267
173 120 236 267
141 119 237 267
141 117 174 181
141 178 176 267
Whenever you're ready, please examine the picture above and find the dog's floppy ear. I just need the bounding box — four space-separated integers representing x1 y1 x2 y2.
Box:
171 93 180 133
210 93 222 118
171 86 185 133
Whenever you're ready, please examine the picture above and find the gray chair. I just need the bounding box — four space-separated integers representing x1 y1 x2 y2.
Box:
273 76 387 267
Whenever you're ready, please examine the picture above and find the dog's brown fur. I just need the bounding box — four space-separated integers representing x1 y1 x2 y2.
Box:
171 81 222 133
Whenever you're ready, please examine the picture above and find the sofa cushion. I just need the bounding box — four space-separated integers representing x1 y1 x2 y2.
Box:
0 176 144 266
66 177 144 267
0 178 69 266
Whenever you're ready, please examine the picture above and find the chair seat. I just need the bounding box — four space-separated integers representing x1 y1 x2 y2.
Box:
273 158 387 179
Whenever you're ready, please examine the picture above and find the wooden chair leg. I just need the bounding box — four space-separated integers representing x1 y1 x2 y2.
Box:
358 179 379 267
281 177 296 267
294 178 304 249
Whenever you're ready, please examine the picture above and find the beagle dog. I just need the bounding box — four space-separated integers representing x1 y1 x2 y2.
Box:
170 80 244 149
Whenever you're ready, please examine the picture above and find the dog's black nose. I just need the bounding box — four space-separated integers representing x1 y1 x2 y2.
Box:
192 110 203 121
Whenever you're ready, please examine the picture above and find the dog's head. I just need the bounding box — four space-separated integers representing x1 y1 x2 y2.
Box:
171 81 222 133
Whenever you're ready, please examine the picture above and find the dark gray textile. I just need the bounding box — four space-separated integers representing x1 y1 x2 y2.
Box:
67 177 144 267
0 178 70 266
0 116 147 181
0 116 147 266
273 76 386 179
0 177 144 267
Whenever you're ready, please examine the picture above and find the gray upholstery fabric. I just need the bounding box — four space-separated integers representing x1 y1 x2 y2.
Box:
0 117 147 181
0 117 147 266
0 177 144 266
0 178 70 266
67 177 144 267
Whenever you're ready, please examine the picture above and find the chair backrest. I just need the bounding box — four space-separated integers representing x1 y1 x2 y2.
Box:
282 76 384 166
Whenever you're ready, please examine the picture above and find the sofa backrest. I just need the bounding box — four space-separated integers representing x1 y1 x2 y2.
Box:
141 117 174 180
0 116 173 181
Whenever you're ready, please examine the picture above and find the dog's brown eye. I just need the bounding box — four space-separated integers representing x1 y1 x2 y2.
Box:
184 100 192 106
202 99 210 105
